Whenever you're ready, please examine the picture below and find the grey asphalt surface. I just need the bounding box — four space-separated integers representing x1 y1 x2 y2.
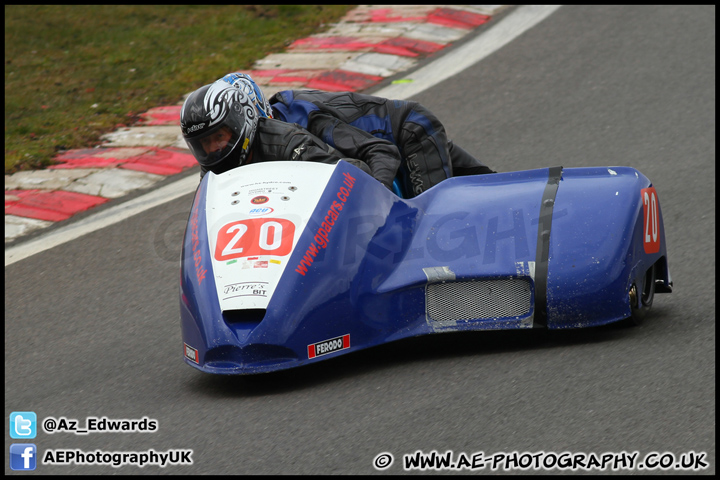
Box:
5 5 715 475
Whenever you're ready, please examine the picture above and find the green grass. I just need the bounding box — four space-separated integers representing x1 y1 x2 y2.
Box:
4 5 355 174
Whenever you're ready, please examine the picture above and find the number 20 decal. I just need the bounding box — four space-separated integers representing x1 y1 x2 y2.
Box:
641 187 660 254
215 218 295 261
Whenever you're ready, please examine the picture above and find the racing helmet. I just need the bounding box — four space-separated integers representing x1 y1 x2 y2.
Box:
220 72 274 118
180 80 258 170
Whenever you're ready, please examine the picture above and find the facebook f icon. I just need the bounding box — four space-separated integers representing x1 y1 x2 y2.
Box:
10 412 37 439
10 444 37 471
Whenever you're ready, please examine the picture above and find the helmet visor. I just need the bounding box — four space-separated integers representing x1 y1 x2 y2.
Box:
184 116 247 169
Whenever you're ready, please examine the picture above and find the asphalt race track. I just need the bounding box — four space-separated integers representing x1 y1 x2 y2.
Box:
5 5 715 475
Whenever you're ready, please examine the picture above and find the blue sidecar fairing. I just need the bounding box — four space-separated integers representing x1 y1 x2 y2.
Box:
180 161 671 374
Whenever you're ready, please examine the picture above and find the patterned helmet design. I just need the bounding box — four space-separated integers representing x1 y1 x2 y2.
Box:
221 72 273 119
180 80 258 171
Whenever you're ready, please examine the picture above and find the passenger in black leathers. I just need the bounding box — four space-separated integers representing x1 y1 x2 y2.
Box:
269 89 496 197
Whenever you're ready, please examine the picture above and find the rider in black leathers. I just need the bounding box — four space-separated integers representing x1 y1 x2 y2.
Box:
201 115 375 180
180 80 375 181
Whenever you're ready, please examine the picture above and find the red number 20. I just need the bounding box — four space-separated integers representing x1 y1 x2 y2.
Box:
641 187 660 254
215 218 295 261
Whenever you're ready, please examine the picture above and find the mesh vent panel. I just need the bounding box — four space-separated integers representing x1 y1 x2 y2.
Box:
427 278 532 322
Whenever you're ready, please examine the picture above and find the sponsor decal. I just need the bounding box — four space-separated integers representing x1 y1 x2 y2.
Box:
253 260 268 268
251 195 269 205
249 187 276 195
307 334 350 359
295 172 356 276
215 218 295 261
249 207 274 216
184 344 199 364
186 123 205 133
223 282 268 298
641 187 661 254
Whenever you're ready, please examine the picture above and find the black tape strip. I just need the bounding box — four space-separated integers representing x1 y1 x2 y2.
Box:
533 166 563 328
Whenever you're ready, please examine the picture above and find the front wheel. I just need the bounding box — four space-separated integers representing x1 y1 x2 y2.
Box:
627 263 657 326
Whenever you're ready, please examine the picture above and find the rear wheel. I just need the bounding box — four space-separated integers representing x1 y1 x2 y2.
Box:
627 263 656 326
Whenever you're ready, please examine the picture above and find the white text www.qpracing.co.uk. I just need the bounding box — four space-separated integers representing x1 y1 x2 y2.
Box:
372 450 709 472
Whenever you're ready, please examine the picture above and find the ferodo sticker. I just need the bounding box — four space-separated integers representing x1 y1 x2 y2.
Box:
215 218 295 261
641 187 660 254
308 334 350 359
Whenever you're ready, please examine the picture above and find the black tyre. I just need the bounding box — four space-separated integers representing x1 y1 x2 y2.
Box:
627 262 656 326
